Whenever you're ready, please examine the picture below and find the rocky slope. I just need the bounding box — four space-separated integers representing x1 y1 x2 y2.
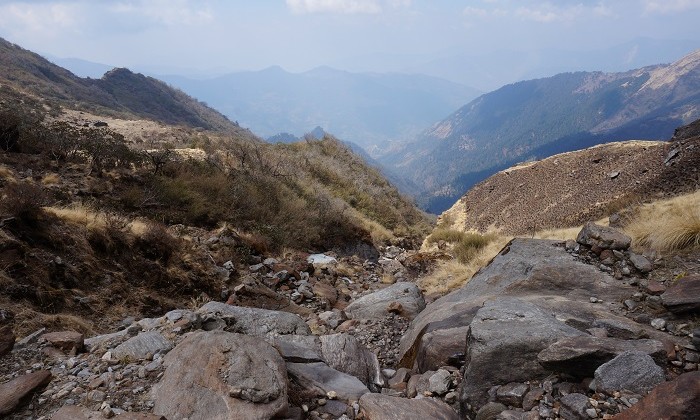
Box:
438 118 700 236
383 49 700 213
2 223 698 419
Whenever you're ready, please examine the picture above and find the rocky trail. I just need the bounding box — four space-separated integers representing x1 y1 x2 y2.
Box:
1 224 699 419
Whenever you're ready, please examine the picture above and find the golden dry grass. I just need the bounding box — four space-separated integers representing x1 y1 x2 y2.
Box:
0 165 14 180
44 203 149 237
624 191 700 252
418 235 511 295
12 307 95 337
40 173 60 185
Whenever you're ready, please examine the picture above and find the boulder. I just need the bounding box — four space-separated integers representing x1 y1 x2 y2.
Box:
307 254 337 269
399 239 634 372
0 370 52 416
612 371 700 420
271 335 322 363
359 393 459 420
495 382 529 407
320 333 383 388
559 393 590 420
459 297 583 416
594 351 665 394
428 369 452 395
345 282 425 321
661 275 700 313
538 336 666 377
41 331 84 353
286 362 369 403
111 331 172 360
591 318 647 340
0 325 14 357
197 302 311 336
576 222 631 250
628 253 652 273
151 330 288 420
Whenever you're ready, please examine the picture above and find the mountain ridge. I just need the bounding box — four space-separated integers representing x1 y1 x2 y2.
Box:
383 49 700 213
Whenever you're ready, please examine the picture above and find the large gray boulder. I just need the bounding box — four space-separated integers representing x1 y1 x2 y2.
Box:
197 301 311 336
399 239 634 372
459 297 583 416
359 393 459 420
320 333 384 389
111 331 172 360
593 351 665 395
538 336 666 377
345 282 425 321
151 330 288 420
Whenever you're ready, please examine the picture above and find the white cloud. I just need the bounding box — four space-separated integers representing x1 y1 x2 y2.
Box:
515 4 583 23
0 2 80 34
286 0 382 14
463 6 489 18
645 0 700 14
109 0 213 26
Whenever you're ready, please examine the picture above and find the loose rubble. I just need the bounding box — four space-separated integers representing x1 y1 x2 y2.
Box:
1 226 699 419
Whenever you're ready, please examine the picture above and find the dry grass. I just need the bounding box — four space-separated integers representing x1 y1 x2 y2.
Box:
418 235 511 295
40 173 60 185
0 165 14 180
12 307 95 337
624 191 700 252
43 203 154 236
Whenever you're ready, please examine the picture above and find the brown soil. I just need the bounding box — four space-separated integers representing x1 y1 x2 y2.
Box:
443 129 700 235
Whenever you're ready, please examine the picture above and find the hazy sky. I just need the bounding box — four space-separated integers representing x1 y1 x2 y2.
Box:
1 0 699 86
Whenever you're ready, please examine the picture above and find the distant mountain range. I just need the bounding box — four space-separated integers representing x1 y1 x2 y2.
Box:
382 49 700 213
156 67 481 155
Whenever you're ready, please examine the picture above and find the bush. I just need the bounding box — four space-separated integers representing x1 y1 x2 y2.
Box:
426 228 495 263
0 182 47 224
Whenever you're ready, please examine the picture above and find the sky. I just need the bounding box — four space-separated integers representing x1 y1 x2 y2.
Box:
1 0 699 89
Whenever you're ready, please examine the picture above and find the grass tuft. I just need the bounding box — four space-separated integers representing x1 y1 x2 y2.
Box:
624 191 700 252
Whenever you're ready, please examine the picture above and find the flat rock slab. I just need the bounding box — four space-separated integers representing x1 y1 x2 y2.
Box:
661 275 700 314
594 351 665 394
41 331 84 353
345 282 425 321
51 406 165 419
359 393 459 420
286 362 369 403
112 331 172 361
460 297 583 415
152 330 288 420
198 302 311 336
576 222 631 250
0 370 52 416
538 336 666 377
612 371 700 420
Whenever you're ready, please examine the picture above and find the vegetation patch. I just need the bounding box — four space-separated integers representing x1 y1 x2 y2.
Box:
624 191 700 252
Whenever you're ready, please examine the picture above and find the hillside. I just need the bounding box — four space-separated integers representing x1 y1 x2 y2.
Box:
160 66 481 154
0 38 432 340
0 37 239 133
438 119 700 236
384 49 700 213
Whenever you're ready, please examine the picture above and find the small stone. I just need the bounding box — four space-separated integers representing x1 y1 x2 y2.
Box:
590 297 599 303
651 318 666 330
326 391 338 400
444 391 458 404
586 408 598 418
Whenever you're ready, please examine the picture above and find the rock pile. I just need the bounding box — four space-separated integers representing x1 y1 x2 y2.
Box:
2 225 699 419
